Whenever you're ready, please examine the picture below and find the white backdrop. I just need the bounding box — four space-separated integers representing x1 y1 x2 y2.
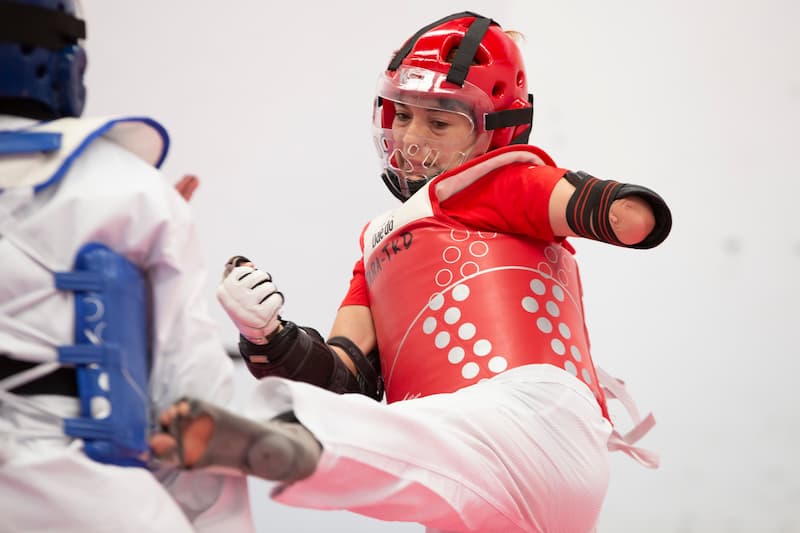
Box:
82 1 799 531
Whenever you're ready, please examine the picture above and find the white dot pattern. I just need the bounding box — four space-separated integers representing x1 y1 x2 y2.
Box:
420 231 506 381
551 338 566 355
462 362 480 379
552 285 565 302
473 339 491 356
452 284 470 301
444 307 461 324
537 317 553 333
448 346 465 364
530 279 546 295
435 331 450 348
517 273 595 390
488 356 508 373
522 296 539 313
412 231 597 394
421 270 515 381
571 346 582 362
458 322 476 340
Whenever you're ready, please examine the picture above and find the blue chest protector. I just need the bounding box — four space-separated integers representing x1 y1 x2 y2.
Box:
55 243 151 467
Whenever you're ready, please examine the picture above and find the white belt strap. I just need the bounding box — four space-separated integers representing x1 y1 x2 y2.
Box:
596 366 660 469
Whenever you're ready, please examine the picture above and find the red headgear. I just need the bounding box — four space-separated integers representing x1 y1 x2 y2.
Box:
374 12 534 201
381 11 533 151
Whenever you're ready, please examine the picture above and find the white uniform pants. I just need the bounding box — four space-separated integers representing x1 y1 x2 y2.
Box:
246 364 612 533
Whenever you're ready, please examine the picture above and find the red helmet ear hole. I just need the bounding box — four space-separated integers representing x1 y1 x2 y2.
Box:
516 70 525 88
473 45 491 65
442 36 461 62
492 81 505 98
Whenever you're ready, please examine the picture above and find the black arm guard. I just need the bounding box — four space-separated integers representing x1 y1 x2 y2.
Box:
327 335 384 401
563 170 672 249
238 321 384 401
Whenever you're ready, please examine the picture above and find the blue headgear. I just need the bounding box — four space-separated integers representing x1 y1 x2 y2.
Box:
0 0 87 118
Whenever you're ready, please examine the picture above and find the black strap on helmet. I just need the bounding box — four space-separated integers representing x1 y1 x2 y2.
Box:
388 11 493 86
445 15 492 86
486 93 535 144
0 2 85 51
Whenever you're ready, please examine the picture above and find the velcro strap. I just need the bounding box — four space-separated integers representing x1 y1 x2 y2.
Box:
55 270 105 291
0 131 62 155
0 3 85 50
564 170 625 245
484 104 533 131
564 170 672 249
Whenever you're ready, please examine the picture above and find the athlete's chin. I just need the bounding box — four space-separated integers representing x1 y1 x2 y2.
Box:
403 170 442 182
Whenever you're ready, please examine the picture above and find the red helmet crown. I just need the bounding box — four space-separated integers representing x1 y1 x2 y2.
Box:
386 12 533 150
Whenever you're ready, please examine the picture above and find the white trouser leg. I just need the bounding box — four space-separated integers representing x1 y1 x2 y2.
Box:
246 364 612 533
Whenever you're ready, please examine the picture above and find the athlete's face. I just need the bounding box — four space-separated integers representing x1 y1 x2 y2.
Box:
390 102 478 181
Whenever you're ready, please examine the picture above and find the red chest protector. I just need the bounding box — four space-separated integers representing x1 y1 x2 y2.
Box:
362 150 609 418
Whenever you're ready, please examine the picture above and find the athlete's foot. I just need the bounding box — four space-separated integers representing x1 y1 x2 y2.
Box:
150 398 322 482
150 400 214 467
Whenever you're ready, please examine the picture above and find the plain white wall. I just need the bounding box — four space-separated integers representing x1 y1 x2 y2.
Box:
81 1 800 531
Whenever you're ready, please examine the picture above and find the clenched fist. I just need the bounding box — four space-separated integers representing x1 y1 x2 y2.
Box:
216 260 284 345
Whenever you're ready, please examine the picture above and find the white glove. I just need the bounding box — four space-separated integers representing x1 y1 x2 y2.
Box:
216 265 284 345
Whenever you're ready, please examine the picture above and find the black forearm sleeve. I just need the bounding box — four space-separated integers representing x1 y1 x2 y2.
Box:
564 170 672 249
238 321 383 401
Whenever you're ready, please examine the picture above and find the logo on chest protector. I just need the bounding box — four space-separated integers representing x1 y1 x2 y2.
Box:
366 231 414 286
371 218 395 248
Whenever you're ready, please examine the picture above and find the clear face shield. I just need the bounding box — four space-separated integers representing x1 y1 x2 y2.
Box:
373 67 494 198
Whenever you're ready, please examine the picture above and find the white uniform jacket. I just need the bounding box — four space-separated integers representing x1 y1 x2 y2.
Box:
0 115 254 533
